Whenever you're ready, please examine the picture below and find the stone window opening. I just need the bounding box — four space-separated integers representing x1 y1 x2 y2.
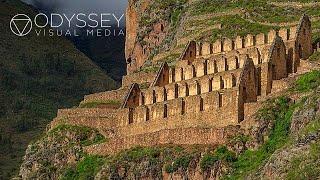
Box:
210 44 213 54
204 61 208 75
209 78 213 92
152 90 156 103
171 68 176 82
221 42 224 52
225 58 229 71
186 84 189 96
181 68 184 80
163 104 168 118
192 65 196 78
220 76 224 89
196 81 201 95
199 43 203 56
140 93 145 105
181 99 185 115
200 98 204 111
298 44 303 58
231 74 237 87
256 67 262 96
174 84 179 98
146 107 150 121
235 57 240 69
214 61 218 72
129 108 134 124
218 93 223 107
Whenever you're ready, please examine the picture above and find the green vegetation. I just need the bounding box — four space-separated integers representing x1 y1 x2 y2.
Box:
137 65 161 73
309 51 320 61
23 125 106 179
206 15 276 42
287 141 320 179
62 155 106 180
225 96 300 179
139 82 151 89
200 146 236 171
48 125 106 146
79 100 121 108
190 0 303 23
294 70 320 92
286 117 320 179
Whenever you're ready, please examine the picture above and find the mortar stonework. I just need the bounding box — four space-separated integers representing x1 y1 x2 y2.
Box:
51 15 315 155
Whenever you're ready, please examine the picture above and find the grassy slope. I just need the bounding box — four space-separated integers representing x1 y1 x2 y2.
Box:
0 0 117 178
139 0 320 68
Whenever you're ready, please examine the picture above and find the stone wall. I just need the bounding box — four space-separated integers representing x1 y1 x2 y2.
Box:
141 69 242 105
118 88 241 137
81 88 129 104
295 15 313 60
151 63 170 87
180 41 197 63
85 126 241 155
122 71 157 87
195 26 297 59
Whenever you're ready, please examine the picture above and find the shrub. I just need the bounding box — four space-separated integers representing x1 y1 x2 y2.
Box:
49 125 106 146
295 70 320 92
118 147 161 162
200 154 218 170
62 155 106 180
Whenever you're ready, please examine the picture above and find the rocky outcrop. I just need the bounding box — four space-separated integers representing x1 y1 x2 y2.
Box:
125 0 187 73
250 90 320 179
18 125 105 179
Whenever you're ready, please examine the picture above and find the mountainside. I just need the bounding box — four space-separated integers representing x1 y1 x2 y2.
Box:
125 0 320 73
0 0 118 178
13 0 320 179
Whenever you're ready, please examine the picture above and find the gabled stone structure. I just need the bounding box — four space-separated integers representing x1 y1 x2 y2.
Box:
51 15 315 155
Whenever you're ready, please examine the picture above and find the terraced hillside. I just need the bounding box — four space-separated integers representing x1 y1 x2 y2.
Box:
0 0 117 178
133 0 320 71
13 0 320 179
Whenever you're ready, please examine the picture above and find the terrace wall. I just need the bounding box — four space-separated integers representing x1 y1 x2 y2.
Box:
118 88 241 137
82 88 129 104
195 26 297 59
85 126 241 155
122 71 157 87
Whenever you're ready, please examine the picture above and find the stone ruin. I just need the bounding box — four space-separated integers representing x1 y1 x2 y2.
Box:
51 15 316 155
